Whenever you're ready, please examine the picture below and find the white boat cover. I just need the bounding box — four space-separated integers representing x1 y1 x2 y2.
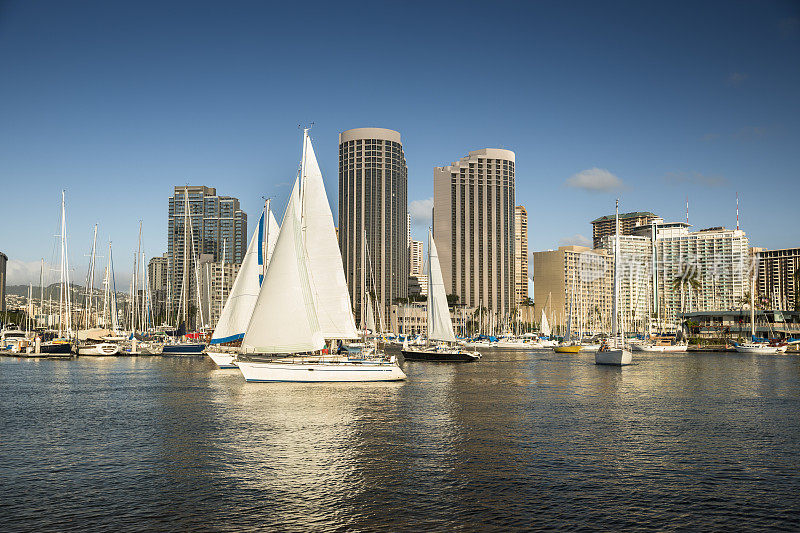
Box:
211 207 279 344
427 229 457 342
301 131 359 340
241 177 324 354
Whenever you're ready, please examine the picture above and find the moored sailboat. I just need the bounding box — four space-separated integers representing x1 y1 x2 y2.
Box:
206 202 279 368
401 229 480 362
236 129 405 382
596 199 632 366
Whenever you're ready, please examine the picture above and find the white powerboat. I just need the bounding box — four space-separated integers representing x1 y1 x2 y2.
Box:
77 342 120 355
734 342 784 354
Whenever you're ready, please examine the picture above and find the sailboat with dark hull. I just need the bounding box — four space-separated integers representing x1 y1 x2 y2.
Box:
401 230 480 363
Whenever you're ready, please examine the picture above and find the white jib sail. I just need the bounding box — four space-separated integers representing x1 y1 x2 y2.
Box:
241 177 324 354
301 130 359 340
211 207 279 344
540 310 551 337
427 229 457 343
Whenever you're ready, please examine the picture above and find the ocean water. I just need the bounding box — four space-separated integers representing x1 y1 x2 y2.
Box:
1 350 799 532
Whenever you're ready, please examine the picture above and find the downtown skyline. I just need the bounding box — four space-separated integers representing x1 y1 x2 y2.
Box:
1 1 798 286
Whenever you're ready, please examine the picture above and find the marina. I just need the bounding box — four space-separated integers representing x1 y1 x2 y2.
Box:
1 349 798 531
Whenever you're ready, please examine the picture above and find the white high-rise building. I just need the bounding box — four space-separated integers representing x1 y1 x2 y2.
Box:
409 240 424 276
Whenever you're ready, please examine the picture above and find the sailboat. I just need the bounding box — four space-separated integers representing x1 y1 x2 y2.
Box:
206 202 279 368
401 229 481 362
734 273 784 354
554 273 581 353
596 199 633 365
235 129 406 382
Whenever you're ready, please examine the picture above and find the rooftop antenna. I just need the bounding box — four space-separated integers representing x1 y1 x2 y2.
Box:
685 195 689 224
736 191 740 231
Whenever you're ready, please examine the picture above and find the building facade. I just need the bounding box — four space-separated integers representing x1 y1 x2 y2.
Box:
433 148 516 316
533 245 613 336
390 302 470 336
167 186 246 326
148 253 169 324
338 128 408 322
199 256 241 330
409 240 423 276
515 206 529 306
591 211 660 249
0 252 6 315
757 248 800 310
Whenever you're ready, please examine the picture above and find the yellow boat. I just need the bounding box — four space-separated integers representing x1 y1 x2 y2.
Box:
554 344 582 353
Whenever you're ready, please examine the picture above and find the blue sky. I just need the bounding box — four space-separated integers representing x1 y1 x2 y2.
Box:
1 1 798 286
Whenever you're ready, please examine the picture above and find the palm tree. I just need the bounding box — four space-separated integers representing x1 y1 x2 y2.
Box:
672 266 702 326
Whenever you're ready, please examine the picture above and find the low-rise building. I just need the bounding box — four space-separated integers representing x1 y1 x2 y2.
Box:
389 302 470 336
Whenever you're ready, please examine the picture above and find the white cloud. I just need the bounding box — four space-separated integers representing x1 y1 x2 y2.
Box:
558 234 592 247
409 197 434 228
6 259 44 285
565 168 625 192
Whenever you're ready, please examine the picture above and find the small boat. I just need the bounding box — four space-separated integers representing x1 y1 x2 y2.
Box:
734 342 783 354
595 343 633 365
77 342 120 355
162 342 206 354
595 200 632 366
39 340 73 356
400 230 481 363
554 344 582 353
208 351 238 368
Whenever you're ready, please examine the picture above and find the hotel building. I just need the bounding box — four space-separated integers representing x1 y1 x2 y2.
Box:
533 245 613 335
515 206 529 306
338 128 409 322
432 148 516 315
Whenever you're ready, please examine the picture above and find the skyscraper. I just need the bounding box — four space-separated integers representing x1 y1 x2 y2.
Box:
338 128 408 322
432 148 516 315
167 186 247 326
148 253 168 323
514 206 529 306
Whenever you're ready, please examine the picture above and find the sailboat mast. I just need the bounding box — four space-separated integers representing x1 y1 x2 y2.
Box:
39 259 44 329
612 199 620 344
87 224 97 329
58 190 66 337
183 186 190 330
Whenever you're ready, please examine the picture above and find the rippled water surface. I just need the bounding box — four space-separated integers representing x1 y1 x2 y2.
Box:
1 350 799 531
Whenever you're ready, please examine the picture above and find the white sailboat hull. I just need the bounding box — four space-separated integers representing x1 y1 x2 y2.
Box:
735 344 783 354
595 349 633 366
208 352 238 368
237 359 406 382
637 344 687 353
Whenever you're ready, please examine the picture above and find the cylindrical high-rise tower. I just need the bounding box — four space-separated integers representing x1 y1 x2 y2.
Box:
338 127 408 326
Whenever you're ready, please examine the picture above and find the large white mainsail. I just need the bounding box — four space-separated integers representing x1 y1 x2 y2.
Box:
427 229 457 343
241 177 324 354
300 130 359 340
210 206 279 344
